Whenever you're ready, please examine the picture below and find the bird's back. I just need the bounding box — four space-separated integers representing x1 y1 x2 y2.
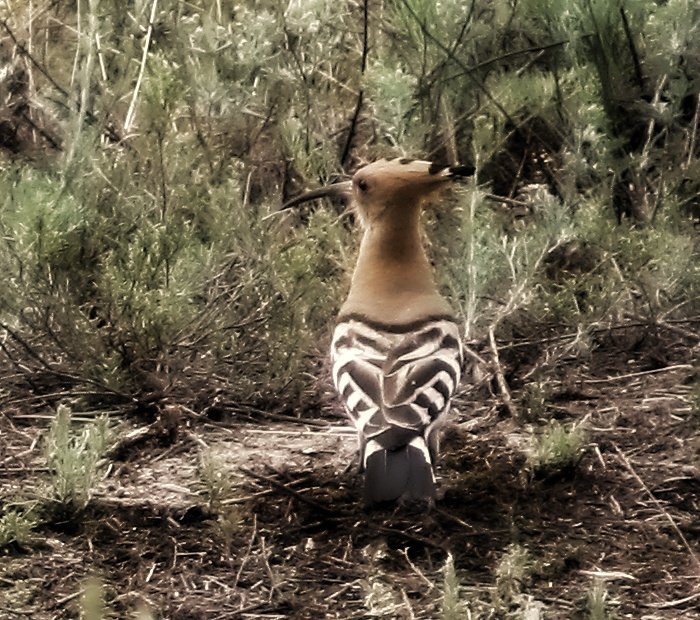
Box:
331 314 463 503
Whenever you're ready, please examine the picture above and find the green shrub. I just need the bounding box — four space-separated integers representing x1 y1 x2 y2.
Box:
586 577 615 620
528 421 587 476
44 405 110 513
440 552 468 620
79 577 110 620
0 508 38 549
493 543 533 609
196 449 234 512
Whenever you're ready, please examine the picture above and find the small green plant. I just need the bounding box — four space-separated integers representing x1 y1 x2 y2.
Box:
528 421 587 476
493 543 533 609
213 507 246 557
196 449 234 512
79 576 111 620
518 382 551 421
361 574 404 618
358 543 407 618
586 577 615 620
44 404 110 513
440 552 468 620
0 508 37 548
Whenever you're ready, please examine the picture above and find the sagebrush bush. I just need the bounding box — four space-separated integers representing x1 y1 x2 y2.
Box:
0 0 697 416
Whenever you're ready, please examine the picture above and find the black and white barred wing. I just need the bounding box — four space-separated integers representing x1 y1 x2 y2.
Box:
331 318 463 502
331 319 463 454
380 321 463 444
331 321 388 434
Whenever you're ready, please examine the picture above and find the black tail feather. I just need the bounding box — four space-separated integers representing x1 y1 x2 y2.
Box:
364 445 435 504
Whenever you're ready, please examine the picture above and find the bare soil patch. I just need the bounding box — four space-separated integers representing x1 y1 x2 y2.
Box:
1 332 698 619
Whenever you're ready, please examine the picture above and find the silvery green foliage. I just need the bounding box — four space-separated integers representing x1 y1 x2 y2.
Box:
45 405 110 511
0 0 697 410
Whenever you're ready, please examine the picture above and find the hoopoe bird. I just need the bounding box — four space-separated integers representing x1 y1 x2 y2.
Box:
282 158 474 504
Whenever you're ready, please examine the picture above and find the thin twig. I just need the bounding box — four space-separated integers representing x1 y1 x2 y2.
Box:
647 590 700 609
582 364 693 385
0 321 51 369
67 0 98 165
398 0 567 159
432 507 504 537
497 318 700 350
401 588 416 620
0 321 135 403
422 0 476 92
613 444 700 573
484 192 532 208
259 535 282 602
224 406 332 428
340 0 369 165
398 0 517 129
433 38 577 92
462 344 489 367
685 93 700 167
400 548 435 590
0 606 34 617
69 0 82 87
367 523 446 550
233 514 257 587
619 7 644 91
19 109 62 150
94 31 108 82
488 325 517 417
1 19 70 100
239 466 339 516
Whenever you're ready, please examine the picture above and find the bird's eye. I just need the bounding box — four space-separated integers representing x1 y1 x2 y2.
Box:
357 178 369 192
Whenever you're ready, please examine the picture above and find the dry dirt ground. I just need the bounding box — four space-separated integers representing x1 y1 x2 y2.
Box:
1 331 699 619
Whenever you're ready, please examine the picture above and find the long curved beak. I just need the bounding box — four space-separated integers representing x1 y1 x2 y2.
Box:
264 181 353 220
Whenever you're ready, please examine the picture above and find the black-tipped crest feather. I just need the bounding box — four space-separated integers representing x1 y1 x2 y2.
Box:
448 163 476 177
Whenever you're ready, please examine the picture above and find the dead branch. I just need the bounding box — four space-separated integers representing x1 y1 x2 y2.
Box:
583 364 694 385
340 0 369 166
488 325 518 417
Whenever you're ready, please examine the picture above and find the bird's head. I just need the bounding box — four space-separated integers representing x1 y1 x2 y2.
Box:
349 158 474 224
275 158 474 225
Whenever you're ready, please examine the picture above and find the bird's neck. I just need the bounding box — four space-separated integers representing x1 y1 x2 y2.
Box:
339 211 452 324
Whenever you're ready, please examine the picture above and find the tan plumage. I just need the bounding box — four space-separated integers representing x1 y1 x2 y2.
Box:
339 159 461 324
281 157 473 504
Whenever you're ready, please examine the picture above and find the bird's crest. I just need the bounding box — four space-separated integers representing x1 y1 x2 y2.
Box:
269 157 474 217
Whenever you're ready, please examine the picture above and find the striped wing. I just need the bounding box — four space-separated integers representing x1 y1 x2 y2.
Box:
331 318 463 461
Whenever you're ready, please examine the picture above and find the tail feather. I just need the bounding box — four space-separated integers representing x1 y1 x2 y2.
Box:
364 438 435 504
